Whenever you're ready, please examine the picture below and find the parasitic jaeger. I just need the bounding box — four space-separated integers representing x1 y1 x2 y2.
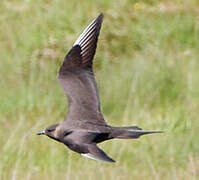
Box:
37 13 163 163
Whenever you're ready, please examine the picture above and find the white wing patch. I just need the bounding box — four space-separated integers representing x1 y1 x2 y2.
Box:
73 17 97 47
81 153 104 162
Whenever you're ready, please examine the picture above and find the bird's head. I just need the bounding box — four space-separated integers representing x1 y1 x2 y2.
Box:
37 124 59 138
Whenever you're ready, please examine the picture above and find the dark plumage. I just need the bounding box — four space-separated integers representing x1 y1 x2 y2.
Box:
37 13 163 163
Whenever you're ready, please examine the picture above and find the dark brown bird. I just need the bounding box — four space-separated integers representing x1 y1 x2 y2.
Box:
37 13 162 163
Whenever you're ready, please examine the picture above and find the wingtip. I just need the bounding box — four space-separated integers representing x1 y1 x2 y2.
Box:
99 12 104 18
96 13 104 24
102 157 115 163
81 153 116 163
73 13 104 48
109 159 116 163
105 156 116 163
95 13 104 23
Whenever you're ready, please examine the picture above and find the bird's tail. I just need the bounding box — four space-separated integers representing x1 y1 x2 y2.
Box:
111 126 163 139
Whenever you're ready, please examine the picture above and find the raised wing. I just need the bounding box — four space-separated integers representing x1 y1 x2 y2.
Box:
58 13 107 128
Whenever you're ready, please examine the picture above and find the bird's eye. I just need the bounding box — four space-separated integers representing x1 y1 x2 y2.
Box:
47 129 53 132
64 130 73 136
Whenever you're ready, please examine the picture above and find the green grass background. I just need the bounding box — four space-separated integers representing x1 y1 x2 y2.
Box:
0 0 199 179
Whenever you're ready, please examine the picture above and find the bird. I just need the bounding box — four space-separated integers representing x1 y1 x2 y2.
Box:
37 13 162 163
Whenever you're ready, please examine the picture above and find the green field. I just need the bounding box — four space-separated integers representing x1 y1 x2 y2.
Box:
0 0 199 179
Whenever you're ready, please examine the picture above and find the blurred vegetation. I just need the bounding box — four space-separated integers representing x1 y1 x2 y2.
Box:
0 0 199 179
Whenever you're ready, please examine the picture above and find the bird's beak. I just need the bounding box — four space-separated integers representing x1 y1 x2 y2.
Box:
37 130 45 135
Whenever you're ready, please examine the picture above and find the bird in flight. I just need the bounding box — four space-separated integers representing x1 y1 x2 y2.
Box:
37 13 162 163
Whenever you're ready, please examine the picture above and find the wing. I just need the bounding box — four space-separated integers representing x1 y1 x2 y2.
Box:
81 144 115 163
58 13 106 128
62 132 115 162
